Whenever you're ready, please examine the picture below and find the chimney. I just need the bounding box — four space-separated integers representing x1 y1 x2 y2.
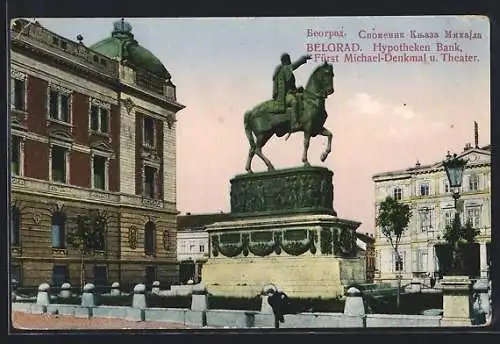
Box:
474 121 479 148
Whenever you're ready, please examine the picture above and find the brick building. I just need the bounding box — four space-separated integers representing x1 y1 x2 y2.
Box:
9 19 185 289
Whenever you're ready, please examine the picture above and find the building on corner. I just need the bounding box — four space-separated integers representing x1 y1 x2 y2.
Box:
372 137 491 286
9 19 185 289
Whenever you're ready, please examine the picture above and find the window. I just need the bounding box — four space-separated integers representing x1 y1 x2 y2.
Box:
444 209 454 228
90 103 109 133
143 165 159 199
51 146 68 183
393 251 405 272
93 214 106 251
199 245 205 253
189 244 196 252
11 206 20 246
144 221 156 255
11 76 26 111
92 155 107 190
444 180 450 193
52 265 68 287
416 249 427 272
420 183 430 196
393 187 402 200
466 207 481 228
48 88 71 123
11 136 21 176
51 212 66 249
143 116 155 147
419 209 432 232
468 174 479 192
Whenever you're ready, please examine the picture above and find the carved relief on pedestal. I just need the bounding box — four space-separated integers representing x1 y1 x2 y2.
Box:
230 167 334 215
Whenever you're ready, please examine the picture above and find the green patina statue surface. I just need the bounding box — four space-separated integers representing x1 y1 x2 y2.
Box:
244 53 335 173
230 166 335 216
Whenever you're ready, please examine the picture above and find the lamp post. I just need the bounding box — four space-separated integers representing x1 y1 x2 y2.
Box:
440 152 475 326
443 152 467 211
442 152 468 275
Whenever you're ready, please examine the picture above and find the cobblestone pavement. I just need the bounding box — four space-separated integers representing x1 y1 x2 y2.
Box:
11 311 198 330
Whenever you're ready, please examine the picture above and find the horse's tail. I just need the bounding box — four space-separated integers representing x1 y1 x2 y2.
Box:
244 110 256 149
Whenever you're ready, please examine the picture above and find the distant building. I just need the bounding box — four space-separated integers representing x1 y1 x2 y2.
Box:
176 212 231 284
10 19 184 288
356 232 376 283
372 140 491 285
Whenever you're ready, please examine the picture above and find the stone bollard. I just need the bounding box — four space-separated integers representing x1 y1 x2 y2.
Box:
472 279 489 324
151 281 160 295
81 283 96 307
36 283 51 306
59 283 72 298
132 283 147 309
191 282 208 311
110 282 121 296
343 287 365 317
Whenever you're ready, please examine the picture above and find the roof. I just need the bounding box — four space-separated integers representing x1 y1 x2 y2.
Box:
177 212 232 231
90 19 170 79
372 146 491 179
356 231 375 244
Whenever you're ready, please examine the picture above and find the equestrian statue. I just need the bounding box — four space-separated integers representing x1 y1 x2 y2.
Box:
244 53 335 173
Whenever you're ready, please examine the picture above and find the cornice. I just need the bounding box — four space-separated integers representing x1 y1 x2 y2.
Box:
11 39 120 88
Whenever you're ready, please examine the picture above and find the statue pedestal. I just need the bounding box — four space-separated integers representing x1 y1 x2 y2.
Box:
202 166 364 298
202 214 365 298
441 275 472 326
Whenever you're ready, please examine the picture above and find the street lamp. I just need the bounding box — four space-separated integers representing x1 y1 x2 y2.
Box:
443 152 468 210
442 152 468 275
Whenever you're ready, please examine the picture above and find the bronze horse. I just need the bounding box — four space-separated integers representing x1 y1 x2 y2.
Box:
244 61 335 173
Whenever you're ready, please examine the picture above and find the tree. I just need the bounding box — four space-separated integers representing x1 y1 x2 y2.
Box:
67 210 107 290
442 213 480 275
375 196 412 311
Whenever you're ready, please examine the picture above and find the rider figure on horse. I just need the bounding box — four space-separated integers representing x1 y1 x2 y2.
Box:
272 53 312 136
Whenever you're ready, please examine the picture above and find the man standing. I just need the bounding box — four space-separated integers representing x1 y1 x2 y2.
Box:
272 53 312 135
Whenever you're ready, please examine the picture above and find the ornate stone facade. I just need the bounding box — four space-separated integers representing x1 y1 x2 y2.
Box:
9 19 185 288
373 144 491 285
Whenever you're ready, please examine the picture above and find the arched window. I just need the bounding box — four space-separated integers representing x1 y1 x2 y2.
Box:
11 206 20 246
51 211 66 249
144 221 156 255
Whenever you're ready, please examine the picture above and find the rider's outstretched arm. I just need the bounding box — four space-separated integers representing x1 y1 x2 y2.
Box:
291 55 312 70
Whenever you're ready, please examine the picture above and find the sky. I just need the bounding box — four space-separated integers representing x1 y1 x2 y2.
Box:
34 16 490 234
